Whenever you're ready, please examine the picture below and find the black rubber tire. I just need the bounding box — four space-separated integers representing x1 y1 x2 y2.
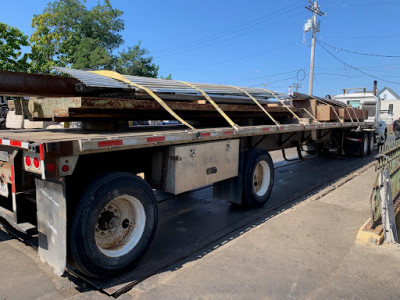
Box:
359 132 369 157
70 172 158 278
367 132 374 154
242 148 274 208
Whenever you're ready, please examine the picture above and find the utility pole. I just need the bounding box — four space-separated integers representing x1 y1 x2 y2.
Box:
292 83 302 93
304 0 325 96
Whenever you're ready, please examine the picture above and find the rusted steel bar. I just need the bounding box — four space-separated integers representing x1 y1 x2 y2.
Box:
0 70 79 97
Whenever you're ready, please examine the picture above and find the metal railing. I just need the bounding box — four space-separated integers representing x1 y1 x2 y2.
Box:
371 140 400 242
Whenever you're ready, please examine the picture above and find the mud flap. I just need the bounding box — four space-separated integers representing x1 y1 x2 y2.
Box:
213 149 244 204
36 179 67 276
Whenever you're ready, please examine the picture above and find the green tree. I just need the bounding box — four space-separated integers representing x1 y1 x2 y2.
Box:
0 23 30 72
115 42 159 78
30 0 124 73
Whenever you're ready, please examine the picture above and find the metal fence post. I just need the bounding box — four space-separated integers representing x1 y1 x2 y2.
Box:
379 166 399 243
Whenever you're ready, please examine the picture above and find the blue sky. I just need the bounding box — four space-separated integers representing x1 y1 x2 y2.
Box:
1 0 400 96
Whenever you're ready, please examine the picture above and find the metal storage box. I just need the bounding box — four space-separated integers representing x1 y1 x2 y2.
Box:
165 139 239 194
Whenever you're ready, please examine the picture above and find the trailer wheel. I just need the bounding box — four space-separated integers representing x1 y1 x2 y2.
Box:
359 132 369 157
367 133 374 154
70 172 158 278
242 148 274 208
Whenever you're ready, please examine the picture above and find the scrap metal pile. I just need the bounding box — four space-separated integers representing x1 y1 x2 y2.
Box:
0 68 367 127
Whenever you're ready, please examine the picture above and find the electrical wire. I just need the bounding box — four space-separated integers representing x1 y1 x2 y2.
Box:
249 76 298 87
153 1 305 54
316 40 400 85
169 43 297 73
223 69 303 85
153 10 304 58
327 2 400 7
319 40 400 58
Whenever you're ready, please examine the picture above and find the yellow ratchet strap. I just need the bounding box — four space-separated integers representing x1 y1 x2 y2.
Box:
344 107 354 123
177 80 239 131
229 85 280 126
314 98 343 123
90 70 196 131
349 106 360 123
301 108 321 124
262 88 301 121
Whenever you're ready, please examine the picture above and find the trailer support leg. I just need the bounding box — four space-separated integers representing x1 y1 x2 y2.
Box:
36 179 67 276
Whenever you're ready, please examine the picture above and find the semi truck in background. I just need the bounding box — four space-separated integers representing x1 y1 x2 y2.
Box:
333 81 388 142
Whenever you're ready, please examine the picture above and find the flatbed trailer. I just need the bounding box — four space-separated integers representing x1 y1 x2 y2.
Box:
0 69 382 279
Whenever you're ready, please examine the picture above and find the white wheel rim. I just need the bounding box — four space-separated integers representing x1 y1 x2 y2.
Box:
363 135 368 154
369 135 374 151
253 161 270 196
94 195 146 257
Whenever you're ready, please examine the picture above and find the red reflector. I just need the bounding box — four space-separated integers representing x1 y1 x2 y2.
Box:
147 136 165 143
223 131 234 135
262 128 270 132
98 140 123 147
25 156 32 167
47 163 56 172
61 165 69 172
200 132 211 137
33 157 40 169
10 141 21 147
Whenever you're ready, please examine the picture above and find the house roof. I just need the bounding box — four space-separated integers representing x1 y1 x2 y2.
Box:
377 87 400 99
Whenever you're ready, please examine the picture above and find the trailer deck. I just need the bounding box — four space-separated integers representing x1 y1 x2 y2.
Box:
0 121 371 154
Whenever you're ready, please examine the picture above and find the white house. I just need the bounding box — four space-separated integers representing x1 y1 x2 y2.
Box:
333 86 400 124
377 87 400 101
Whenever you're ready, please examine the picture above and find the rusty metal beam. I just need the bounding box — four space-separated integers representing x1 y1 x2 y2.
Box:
0 70 80 97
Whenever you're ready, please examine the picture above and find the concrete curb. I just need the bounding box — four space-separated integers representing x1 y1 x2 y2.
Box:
356 218 384 246
307 160 376 203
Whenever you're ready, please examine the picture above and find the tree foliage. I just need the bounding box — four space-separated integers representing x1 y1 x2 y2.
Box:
0 23 30 72
30 0 124 73
115 42 159 78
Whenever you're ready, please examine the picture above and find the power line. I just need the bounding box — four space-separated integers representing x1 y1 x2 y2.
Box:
153 9 304 58
249 76 298 87
319 40 400 58
153 1 304 55
223 69 304 85
316 40 400 85
169 43 297 73
328 2 400 7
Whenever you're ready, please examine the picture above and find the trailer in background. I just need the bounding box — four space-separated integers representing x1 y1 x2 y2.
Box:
0 69 383 278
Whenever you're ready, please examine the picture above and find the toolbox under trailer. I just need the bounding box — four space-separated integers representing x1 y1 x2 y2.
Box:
0 69 379 278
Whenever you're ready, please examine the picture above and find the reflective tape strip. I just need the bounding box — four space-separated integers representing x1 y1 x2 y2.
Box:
0 139 29 149
223 131 234 136
98 140 123 147
147 136 165 143
39 144 46 180
11 166 15 194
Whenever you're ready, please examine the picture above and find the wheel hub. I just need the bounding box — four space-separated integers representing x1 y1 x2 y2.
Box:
94 195 146 257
